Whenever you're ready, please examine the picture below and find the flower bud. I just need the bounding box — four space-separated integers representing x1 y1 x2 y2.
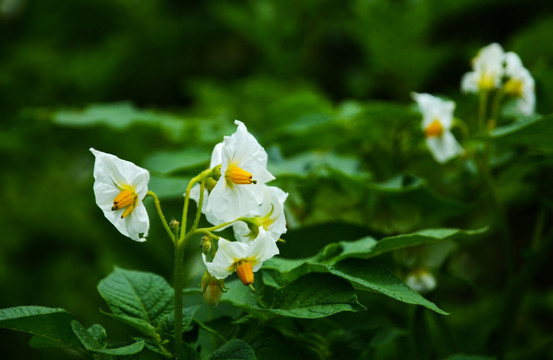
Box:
201 272 225 306
200 236 212 255
170 218 180 229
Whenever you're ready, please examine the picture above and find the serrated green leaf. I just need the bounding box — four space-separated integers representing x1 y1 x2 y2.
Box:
142 149 210 175
269 273 366 318
330 259 448 315
97 267 174 330
0 306 81 349
208 339 257 360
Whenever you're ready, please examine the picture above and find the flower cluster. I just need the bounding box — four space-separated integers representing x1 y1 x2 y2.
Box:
192 120 286 288
90 120 286 298
461 43 535 115
413 43 535 164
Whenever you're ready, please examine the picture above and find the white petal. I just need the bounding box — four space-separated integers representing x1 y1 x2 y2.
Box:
248 227 279 272
206 180 262 224
210 142 224 169
204 238 250 279
461 72 480 94
425 131 463 164
189 184 209 213
412 93 455 130
90 148 150 241
203 253 232 280
124 202 150 241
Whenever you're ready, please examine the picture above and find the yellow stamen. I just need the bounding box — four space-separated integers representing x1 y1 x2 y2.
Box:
424 119 444 138
235 261 254 286
504 78 523 97
478 73 496 91
225 165 256 185
112 188 138 219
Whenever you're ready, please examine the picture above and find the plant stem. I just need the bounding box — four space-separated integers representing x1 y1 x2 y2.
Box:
191 177 206 233
478 90 488 132
173 240 185 359
147 191 175 244
174 169 212 358
490 88 504 129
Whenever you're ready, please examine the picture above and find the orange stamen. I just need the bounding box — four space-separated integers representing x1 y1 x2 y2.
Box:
235 261 254 286
112 188 138 218
424 119 444 138
226 166 256 185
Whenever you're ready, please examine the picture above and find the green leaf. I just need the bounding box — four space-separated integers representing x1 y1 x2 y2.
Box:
208 339 257 360
0 306 80 349
313 227 486 265
489 114 553 149
87 323 107 348
142 149 210 175
97 267 174 330
269 273 366 318
53 102 187 140
71 320 145 355
157 305 200 334
330 259 448 315
101 311 158 338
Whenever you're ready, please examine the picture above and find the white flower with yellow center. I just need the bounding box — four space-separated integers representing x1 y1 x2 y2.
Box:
461 43 505 93
205 120 275 224
412 93 463 164
203 227 279 286
90 148 149 242
504 51 535 115
233 186 288 242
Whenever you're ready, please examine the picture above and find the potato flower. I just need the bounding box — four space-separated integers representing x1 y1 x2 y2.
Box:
90 148 149 241
461 43 505 93
205 120 275 224
203 227 279 286
233 186 288 242
412 93 464 164
504 51 535 115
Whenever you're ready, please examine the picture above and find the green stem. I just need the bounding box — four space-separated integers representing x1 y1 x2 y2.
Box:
478 90 489 132
146 191 175 244
490 88 504 129
173 240 185 359
191 177 207 233
174 168 213 358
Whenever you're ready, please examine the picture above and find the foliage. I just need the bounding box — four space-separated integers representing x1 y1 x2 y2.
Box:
2 0 553 360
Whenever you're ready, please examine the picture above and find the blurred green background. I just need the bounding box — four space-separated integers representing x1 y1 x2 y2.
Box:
1 0 553 359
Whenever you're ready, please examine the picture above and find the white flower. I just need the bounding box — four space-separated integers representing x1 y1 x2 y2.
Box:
233 186 288 242
406 268 436 293
205 120 275 224
203 227 279 285
504 51 535 115
412 93 464 164
90 148 150 242
461 43 505 93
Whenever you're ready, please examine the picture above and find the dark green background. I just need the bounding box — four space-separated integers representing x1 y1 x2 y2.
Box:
1 0 553 359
